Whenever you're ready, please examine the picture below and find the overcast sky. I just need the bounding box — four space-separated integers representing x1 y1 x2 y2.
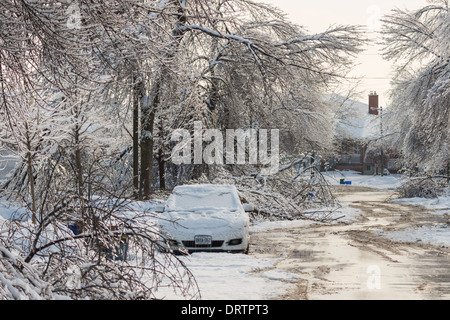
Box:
256 0 430 104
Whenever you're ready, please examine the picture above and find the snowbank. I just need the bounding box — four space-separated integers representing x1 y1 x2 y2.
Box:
392 195 450 214
375 224 450 247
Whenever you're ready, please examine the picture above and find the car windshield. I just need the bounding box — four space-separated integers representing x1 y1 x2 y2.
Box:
166 185 240 212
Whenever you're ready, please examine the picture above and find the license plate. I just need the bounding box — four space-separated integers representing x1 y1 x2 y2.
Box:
194 235 212 246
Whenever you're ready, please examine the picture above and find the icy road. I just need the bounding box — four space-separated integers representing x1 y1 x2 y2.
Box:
251 186 450 299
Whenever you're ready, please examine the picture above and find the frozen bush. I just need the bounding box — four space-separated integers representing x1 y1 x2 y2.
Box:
397 176 447 199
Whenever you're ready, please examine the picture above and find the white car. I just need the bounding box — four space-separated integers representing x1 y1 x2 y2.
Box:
157 184 252 254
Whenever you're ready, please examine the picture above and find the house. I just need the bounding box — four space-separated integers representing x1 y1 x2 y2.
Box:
332 91 400 175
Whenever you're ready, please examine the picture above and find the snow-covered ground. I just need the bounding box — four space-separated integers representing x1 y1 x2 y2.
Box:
0 197 304 300
323 169 403 189
391 194 450 215
0 201 30 221
374 224 450 247
157 252 298 300
1 171 449 300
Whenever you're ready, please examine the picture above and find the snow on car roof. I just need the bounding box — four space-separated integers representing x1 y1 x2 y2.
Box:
166 184 241 211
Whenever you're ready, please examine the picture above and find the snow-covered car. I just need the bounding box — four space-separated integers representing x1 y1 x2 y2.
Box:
157 184 252 254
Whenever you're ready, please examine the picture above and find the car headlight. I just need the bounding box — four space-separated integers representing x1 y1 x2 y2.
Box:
227 238 243 246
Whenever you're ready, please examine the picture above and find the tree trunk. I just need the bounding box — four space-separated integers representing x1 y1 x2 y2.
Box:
157 143 165 190
25 123 37 224
74 125 84 198
139 115 155 199
132 75 141 198
140 84 156 199
138 1 187 198
27 152 37 224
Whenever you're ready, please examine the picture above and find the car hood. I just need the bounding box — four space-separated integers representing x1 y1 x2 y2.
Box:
162 209 244 229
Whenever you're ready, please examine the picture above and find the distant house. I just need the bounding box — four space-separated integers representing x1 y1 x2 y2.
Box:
332 92 400 175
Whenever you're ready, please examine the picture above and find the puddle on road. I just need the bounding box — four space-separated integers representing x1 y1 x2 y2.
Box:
290 249 315 259
335 190 393 204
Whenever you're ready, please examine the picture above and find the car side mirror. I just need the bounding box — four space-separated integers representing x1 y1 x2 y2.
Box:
155 205 165 213
243 203 254 212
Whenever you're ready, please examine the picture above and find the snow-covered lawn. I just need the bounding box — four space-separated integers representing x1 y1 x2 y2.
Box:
323 169 403 189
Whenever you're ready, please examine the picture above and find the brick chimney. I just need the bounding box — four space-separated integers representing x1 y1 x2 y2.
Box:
368 91 379 115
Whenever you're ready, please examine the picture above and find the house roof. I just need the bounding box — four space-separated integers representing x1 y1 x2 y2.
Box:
330 95 382 141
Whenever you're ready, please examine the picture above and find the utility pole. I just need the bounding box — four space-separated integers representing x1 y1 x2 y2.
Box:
380 105 384 176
